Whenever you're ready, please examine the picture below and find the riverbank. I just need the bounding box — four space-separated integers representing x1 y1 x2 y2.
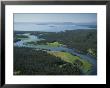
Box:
14 33 97 75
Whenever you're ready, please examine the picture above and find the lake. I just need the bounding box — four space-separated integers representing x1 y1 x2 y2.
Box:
14 22 96 32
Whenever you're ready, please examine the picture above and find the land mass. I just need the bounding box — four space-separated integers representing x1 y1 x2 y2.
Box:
14 29 97 75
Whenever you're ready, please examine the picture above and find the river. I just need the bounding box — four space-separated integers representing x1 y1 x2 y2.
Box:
14 33 97 75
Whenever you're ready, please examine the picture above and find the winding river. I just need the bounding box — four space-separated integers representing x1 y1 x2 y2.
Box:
14 33 97 75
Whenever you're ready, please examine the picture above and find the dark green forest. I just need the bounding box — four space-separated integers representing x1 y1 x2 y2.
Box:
15 29 97 57
14 29 97 75
38 29 97 57
19 29 96 57
14 47 81 75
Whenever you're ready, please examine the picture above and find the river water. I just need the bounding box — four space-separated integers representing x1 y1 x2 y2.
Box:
14 33 97 75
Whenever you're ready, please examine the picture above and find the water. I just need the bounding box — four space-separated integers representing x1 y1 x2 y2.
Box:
14 33 97 75
14 33 44 47
14 22 96 32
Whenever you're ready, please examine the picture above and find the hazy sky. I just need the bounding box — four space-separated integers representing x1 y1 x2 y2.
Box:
14 13 97 23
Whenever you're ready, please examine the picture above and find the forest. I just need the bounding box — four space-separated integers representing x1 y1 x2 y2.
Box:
14 47 82 75
15 29 97 57
40 29 96 57
14 29 97 75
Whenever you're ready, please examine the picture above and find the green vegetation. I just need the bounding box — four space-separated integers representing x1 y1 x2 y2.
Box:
87 48 97 57
39 29 97 57
80 60 92 73
14 47 82 75
26 41 37 45
27 41 63 47
14 29 96 75
35 40 47 45
48 51 92 74
16 34 29 39
14 29 97 58
48 51 80 63
47 42 63 47
14 34 28 42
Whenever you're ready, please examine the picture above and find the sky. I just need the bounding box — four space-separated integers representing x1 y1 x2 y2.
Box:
14 13 97 23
